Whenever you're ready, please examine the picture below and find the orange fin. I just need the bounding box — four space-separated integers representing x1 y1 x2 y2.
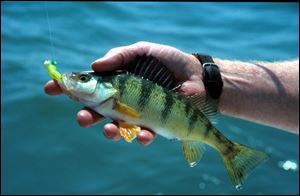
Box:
118 121 141 142
114 100 140 119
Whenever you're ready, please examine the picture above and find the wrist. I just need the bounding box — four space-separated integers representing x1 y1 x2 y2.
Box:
211 58 231 115
189 54 202 68
192 54 224 100
187 53 203 81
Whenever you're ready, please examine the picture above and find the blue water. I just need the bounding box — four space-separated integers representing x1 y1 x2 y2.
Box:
1 2 299 195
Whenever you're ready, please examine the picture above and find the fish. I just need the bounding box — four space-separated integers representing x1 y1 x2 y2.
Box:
45 55 268 189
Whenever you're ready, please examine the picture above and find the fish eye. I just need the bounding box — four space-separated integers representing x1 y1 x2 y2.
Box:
78 74 91 83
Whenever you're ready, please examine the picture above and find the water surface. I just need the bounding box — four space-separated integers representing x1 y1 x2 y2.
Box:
1 2 299 194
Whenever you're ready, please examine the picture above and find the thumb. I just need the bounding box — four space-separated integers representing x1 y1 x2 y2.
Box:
179 81 205 96
91 44 142 72
91 53 124 72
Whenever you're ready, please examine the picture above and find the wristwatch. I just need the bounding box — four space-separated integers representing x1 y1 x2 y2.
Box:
192 53 223 99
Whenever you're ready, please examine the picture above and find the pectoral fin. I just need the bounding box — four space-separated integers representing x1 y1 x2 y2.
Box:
118 121 141 143
113 100 140 119
182 141 206 167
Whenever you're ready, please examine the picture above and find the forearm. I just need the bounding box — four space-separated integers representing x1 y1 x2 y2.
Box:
213 58 299 134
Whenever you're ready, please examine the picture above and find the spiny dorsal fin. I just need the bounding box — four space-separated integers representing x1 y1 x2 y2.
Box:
126 54 176 90
171 84 182 91
187 93 219 124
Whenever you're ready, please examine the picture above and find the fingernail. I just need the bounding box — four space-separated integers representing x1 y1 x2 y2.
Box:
92 59 102 65
77 111 92 128
103 130 114 138
92 55 112 64
137 131 153 146
103 124 117 139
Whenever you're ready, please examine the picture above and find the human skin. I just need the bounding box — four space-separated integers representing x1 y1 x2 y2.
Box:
44 41 299 145
214 58 299 134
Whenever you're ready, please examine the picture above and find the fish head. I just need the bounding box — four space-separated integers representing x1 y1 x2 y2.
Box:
58 71 117 107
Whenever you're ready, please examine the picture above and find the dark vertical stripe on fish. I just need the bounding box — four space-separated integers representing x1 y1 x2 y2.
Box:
211 129 235 156
161 89 174 122
223 142 235 157
204 121 214 137
117 75 127 98
112 76 120 90
138 79 153 111
188 108 198 132
211 128 232 151
184 101 192 118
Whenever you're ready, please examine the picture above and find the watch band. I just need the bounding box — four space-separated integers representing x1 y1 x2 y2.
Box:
192 53 223 99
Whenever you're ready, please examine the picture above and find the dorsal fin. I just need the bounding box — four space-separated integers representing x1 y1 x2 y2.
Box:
187 93 219 124
126 55 176 90
171 84 182 91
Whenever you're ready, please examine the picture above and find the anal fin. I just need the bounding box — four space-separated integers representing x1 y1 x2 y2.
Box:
118 121 141 143
182 141 206 167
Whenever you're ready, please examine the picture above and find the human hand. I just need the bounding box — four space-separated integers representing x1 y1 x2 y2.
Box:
44 41 203 145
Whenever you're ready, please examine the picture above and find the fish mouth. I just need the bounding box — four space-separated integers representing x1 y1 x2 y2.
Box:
64 91 80 102
57 74 80 102
58 73 100 105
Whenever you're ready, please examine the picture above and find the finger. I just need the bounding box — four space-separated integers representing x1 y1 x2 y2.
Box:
91 43 145 72
137 129 156 146
103 123 121 141
179 81 205 96
44 80 63 95
77 108 105 128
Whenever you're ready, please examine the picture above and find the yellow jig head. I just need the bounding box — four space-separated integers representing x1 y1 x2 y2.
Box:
44 60 62 81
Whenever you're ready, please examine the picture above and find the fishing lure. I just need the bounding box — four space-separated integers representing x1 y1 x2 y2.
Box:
44 60 62 81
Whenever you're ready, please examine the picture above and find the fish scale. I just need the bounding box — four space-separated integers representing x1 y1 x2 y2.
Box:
110 74 228 143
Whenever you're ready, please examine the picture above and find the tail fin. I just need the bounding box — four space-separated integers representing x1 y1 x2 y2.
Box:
221 142 268 189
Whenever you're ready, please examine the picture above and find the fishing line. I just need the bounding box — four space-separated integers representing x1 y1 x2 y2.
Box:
44 1 56 59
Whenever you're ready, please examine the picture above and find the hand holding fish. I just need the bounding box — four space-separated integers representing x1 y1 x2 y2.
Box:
44 41 205 145
44 41 298 188
44 41 299 145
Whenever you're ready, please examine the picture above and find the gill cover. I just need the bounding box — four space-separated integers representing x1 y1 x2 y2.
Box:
67 72 98 94
60 72 118 106
96 82 118 103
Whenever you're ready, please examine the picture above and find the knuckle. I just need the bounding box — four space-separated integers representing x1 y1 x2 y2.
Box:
107 47 119 54
134 41 150 46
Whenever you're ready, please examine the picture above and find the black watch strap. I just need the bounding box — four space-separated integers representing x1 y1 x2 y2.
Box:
192 53 223 99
